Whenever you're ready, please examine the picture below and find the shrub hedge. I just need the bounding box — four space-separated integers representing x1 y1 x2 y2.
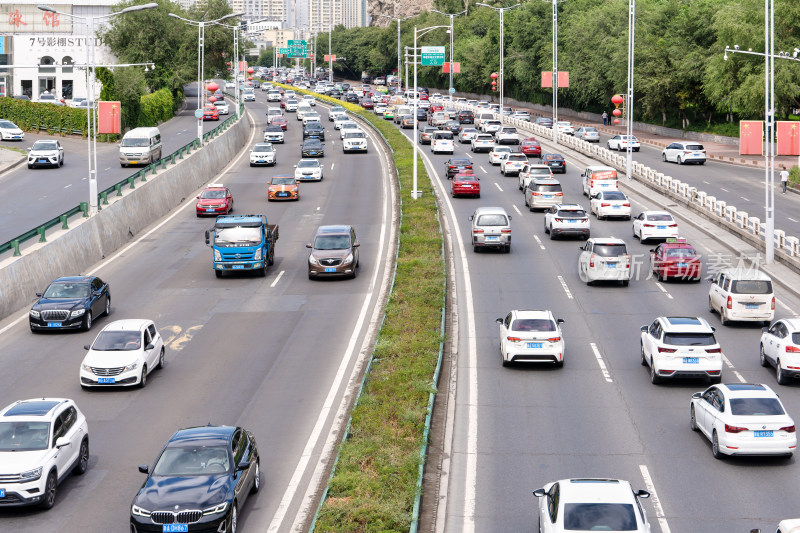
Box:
0 99 89 136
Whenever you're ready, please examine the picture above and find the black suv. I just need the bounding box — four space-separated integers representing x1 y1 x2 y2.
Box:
445 157 473 179
345 93 360 104
458 110 475 124
303 122 325 140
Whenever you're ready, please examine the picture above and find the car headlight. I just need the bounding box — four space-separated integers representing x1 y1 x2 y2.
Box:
71 309 86 317
343 253 354 264
131 504 151 517
254 248 262 261
82 364 94 372
20 466 42 482
308 255 318 265
202 502 228 516
29 309 40 318
123 362 139 372
214 250 222 261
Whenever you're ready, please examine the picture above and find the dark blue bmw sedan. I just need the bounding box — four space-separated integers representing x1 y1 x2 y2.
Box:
29 275 110 332
130 426 260 533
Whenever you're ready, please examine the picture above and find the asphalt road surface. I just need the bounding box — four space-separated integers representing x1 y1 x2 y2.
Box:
0 91 395 532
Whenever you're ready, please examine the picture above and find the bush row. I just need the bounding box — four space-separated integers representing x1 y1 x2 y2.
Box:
138 88 175 128
0 99 89 136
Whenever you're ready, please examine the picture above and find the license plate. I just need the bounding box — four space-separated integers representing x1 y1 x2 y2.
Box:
324 267 337 273
130 161 138 165
682 357 699 364
607 263 617 268
278 192 288 196
38 159 47 163
485 236 499 241
545 195 553 199
163 526 189 533
745 303 759 309
98 377 115 384
206 208 215 212
258 159 266 163
754 430 773 438
568 220 577 223
526 342 543 349
601 183 609 187
657 226 666 230
48 322 62 328
0 489 5 498
613 205 621 209
677 262 688 267
233 265 245 270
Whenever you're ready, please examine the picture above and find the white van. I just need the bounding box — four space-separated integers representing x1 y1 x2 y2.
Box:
394 105 412 124
119 127 162 167
432 131 455 154
709 267 775 325
581 165 618 197
476 111 495 129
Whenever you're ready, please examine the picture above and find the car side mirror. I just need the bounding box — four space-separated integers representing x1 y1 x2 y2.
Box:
649 249 655 253
579 246 584 250
306 243 312 248
27 147 31 151
762 326 769 333
508 216 512 221
145 344 155 351
495 318 503 324
138 464 149 474
635 489 650 499
556 318 565 324
84 344 91 350
55 437 70 449
640 325 648 332
293 165 297 168
468 215 473 221
353 243 360 248
205 230 211 246
692 392 702 399
36 292 42 297
196 196 200 199
237 461 251 471
532 488 546 498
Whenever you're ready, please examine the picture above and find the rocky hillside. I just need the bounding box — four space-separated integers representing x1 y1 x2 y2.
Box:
369 0 434 25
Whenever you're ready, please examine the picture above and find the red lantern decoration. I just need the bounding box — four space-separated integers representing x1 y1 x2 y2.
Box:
612 108 622 117
209 96 217 103
613 118 620 125
226 62 231 66
248 76 253 81
206 82 219 92
611 94 623 106
490 72 499 79
247 67 255 74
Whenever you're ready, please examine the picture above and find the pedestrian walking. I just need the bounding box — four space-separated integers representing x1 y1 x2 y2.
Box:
780 167 790 194
602 111 608 126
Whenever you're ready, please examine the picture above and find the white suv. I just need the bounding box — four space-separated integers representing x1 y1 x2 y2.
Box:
343 130 369 153
640 316 723 384
544 204 590 240
0 398 89 509
499 153 529 176
578 238 631 286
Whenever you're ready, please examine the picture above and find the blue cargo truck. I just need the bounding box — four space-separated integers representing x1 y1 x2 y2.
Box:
205 214 279 278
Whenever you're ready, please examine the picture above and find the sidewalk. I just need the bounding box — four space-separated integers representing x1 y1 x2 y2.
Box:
0 146 25 175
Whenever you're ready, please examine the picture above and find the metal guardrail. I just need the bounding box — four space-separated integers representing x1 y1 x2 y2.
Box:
0 102 242 260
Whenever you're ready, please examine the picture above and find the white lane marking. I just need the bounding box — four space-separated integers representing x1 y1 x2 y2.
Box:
331 162 335 170
788 217 798 223
316 206 321 211
639 465 672 533
654 282 673 299
703 180 710 184
64 184 72 189
104 167 111 171
479 165 488 174
733 370 747 383
557 275 573 300
270 270 285 288
494 182 503 192
741 196 750 202
589 342 613 383
512 205 522 215
777 299 796 315
720 187 729 192
533 234 545 250
721 354 736 369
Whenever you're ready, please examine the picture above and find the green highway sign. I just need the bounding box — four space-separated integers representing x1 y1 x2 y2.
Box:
421 46 446 66
279 47 290 54
287 39 308 58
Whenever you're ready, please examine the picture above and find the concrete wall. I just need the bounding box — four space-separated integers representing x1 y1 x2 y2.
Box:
0 113 252 321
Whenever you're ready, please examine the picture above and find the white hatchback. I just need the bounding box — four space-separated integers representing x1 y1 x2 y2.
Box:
499 153 528 176
339 121 361 140
760 318 800 385
632 211 679 242
79 319 165 388
690 383 796 458
607 134 641 151
556 121 574 135
662 141 706 165
496 310 565 367
640 316 723 384
470 134 495 153
578 238 631 286
488 145 513 165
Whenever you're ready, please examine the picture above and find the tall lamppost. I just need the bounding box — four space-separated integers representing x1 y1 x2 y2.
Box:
412 23 451 199
37 3 157 217
169 11 245 145
476 3 520 122
545 0 562 143
328 0 336 82
431 9 467 95
625 0 635 183
379 14 412 93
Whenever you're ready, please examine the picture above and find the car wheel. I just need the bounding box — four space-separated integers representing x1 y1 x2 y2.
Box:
720 308 729 326
633 226 638 239
502 358 511 368
268 248 275 266
579 265 588 283
549 227 556 240
250 461 261 493
73 439 90 475
555 359 564 368
39 471 57 509
708 296 715 313
59 158 64 167
473 244 480 253
139 365 147 388
621 279 629 287
606 143 612 150
661 153 667 162
690 405 698 431
650 359 661 384
158 347 166 369
760 345 770 367
641 344 647 366
83 311 92 331
777 360 789 385
712 430 722 459
104 295 111 316
677 156 683 165
544 221 550 234
215 270 223 278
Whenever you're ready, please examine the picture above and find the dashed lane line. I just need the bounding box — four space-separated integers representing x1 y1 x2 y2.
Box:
270 270 285 288
533 235 545 250
557 275 573 300
494 182 503 192
479 165 488 174
654 282 674 299
589 342 613 383
639 465 672 533
512 205 522 215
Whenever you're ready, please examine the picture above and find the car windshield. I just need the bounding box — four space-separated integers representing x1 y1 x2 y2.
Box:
582 128 598 133
345 132 365 139
511 319 555 332
663 332 716 346
121 138 149 147
729 397 785 416
477 136 493 141
456 175 478 182
530 168 552 176
0 421 51 451
200 190 225 199
545 155 564 161
664 248 696 258
271 178 295 185
252 145 273 153
593 244 627 257
508 155 527 162
494 147 511 153
563 503 638 531
32 141 58 150
476 214 507 226
298 160 319 168
558 210 586 218
314 235 351 250
304 140 322 147
215 226 261 244
731 280 772 294
646 214 673 222
43 282 90 299
601 192 626 200
153 445 232 476
91 330 142 351
685 144 704 151
533 184 561 192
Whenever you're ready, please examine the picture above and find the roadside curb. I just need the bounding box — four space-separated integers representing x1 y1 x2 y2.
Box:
0 154 26 176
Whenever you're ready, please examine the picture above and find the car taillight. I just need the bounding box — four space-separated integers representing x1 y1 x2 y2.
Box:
473 229 484 234
501 228 511 234
601 202 611 207
507 336 521 342
555 218 563 223
547 337 561 342
644 224 655 228
780 425 796 433
705 348 722 353
772 296 776 310
589 180 594 188
623 202 630 207
725 424 747 433
532 192 541 196
589 254 595 268
786 346 800 353
669 224 678 227
658 347 677 353
727 296 733 310
625 254 630 268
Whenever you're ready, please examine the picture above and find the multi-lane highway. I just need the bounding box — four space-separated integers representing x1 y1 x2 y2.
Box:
0 90 396 532
373 107 800 532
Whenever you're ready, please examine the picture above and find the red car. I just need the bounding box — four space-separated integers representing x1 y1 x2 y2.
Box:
649 238 702 281
202 105 219 121
270 115 288 130
520 138 542 158
451 172 481 198
195 184 233 216
430 104 444 113
361 98 374 109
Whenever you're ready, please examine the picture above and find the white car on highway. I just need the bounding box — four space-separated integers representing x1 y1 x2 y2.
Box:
661 141 706 165
534 478 651 532
579 238 631 286
0 119 25 141
302 112 321 125
214 101 229 115
27 139 64 169
249 142 276 166
302 94 316 106
632 211 679 242
266 90 281 102
431 131 455 154
458 127 480 143
544 204 590 240
339 121 362 140
590 190 632 220
481 120 502 134
690 383 796 458
470 134 495 153
607 134 641 151
488 145 513 165
494 126 519 145
556 121 574 135
518 164 554 190
760 318 800 385
575 126 600 142
496 310 565 367
294 158 323 181
79 319 165 388
640 316 723 384
499 152 529 176
512 110 531 121
709 267 775 326
263 126 285 143
0 398 90 509
333 114 351 129
285 99 299 112
342 130 368 153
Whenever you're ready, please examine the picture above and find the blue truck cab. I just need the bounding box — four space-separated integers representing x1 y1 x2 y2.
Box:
205 214 279 278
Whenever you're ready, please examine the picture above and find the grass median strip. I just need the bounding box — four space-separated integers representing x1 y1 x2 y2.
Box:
279 86 445 532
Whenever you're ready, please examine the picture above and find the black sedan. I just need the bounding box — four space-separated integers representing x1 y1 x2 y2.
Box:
445 157 473 179
444 121 461 134
301 138 325 157
29 275 110 331
542 153 567 173
303 122 325 141
416 108 428 122
130 425 259 533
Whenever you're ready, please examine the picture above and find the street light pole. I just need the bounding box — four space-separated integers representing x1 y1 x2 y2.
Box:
552 0 558 143
37 3 157 217
431 10 467 95
625 0 635 182
380 14 412 94
328 0 334 82
476 4 520 122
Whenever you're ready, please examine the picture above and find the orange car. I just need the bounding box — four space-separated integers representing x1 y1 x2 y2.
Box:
268 175 299 201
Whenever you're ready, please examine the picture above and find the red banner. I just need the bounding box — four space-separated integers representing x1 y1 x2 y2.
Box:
739 120 763 155
98 101 121 134
541 71 569 88
324 54 336 61
239 60 247 71
777 121 800 156
442 62 461 74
